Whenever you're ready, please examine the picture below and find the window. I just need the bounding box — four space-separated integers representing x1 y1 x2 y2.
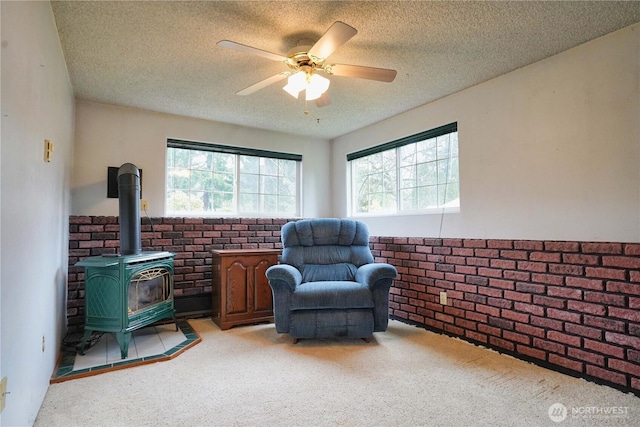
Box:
348 123 459 215
166 139 301 216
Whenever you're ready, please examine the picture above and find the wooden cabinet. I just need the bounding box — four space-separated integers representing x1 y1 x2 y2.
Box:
211 249 281 330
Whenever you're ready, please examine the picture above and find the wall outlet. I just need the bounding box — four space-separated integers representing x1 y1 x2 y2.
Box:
141 200 149 211
1 376 7 413
439 291 447 305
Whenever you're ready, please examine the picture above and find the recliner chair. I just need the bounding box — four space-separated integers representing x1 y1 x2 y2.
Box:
266 218 397 342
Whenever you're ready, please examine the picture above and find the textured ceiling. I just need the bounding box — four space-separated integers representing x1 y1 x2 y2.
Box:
51 1 639 140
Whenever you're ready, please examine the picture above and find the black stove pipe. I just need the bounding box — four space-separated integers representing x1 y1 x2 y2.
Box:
117 163 142 255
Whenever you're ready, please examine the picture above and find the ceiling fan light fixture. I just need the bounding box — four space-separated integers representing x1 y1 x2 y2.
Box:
283 70 330 101
305 73 330 101
283 71 307 98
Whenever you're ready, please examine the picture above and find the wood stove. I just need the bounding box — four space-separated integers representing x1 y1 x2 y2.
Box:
76 163 177 359
76 251 175 358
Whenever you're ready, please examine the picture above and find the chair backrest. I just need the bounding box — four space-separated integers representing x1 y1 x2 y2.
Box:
280 218 374 283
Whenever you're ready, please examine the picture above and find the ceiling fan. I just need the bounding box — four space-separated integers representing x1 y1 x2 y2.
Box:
217 21 397 108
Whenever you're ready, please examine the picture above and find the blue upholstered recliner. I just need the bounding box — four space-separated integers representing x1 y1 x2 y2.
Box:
266 218 397 342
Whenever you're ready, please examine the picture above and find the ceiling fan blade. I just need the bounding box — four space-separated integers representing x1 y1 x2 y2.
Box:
308 21 357 61
326 64 397 82
217 40 287 62
237 73 288 96
314 92 331 108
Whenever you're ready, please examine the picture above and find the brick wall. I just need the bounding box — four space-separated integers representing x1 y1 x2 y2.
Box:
370 237 640 395
68 217 639 395
67 216 288 333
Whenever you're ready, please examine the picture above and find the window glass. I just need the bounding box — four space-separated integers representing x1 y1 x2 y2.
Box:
166 146 300 216
349 124 459 215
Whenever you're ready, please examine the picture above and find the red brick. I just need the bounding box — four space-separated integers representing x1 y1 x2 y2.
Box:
582 242 623 254
585 338 625 358
487 240 513 249
514 302 545 316
477 323 501 336
513 241 543 250
474 249 499 258
465 331 488 343
466 257 490 267
478 268 503 278
530 316 563 331
567 347 605 366
478 287 502 298
564 322 602 340
547 286 582 300
584 291 626 307
603 256 640 269
547 330 581 347
585 267 626 281
489 336 515 351
549 354 583 372
630 297 640 309
463 239 486 248
517 261 547 272
566 301 606 316
532 273 564 286
476 304 500 317
609 307 640 322
608 359 640 377
530 252 561 263
505 271 531 282
500 250 529 260
455 318 477 330
444 255 466 265
624 244 640 256
585 365 627 386
515 323 545 338
452 248 474 257
503 290 532 303
466 311 488 323
606 281 640 296
490 259 517 270
547 308 581 323
501 309 530 323
565 277 603 290
516 344 546 360
545 241 580 252
455 265 477 275
583 315 626 333
533 295 565 309
503 330 531 345
549 264 584 276
489 278 515 290
631 271 640 282
562 253 600 265
515 282 546 294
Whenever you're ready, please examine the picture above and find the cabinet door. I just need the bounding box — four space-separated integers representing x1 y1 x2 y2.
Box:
252 258 274 314
224 260 249 316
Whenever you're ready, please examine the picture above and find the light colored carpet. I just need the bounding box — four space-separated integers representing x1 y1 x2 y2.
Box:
36 319 638 426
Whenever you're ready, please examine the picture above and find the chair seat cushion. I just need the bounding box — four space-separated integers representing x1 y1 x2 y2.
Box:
290 281 374 310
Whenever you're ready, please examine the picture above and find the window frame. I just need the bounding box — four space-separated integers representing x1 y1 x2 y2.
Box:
166 139 302 217
347 122 459 217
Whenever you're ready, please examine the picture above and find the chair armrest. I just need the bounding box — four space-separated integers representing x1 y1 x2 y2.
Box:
355 263 397 288
266 264 302 292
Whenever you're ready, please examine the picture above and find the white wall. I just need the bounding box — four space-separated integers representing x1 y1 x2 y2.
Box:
0 1 75 425
332 24 640 242
71 101 331 218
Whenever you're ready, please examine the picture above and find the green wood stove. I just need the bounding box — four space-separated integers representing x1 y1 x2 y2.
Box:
76 251 176 359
